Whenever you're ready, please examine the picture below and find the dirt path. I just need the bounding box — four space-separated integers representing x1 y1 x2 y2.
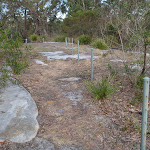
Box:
1 42 150 150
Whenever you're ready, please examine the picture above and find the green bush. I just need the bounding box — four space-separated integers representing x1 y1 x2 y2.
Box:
106 24 117 35
134 74 145 102
85 75 116 100
6 48 30 74
91 39 108 50
40 35 47 41
0 67 10 88
78 35 92 45
29 34 40 42
54 35 66 42
0 29 30 75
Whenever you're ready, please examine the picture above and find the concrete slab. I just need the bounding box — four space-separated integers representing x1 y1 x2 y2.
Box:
0 80 39 143
59 77 81 82
110 59 126 63
39 51 98 60
61 90 83 106
34 59 48 66
130 64 142 70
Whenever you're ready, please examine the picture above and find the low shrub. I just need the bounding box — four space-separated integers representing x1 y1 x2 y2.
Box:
0 29 30 75
0 67 10 88
40 35 47 41
134 74 145 102
108 64 117 76
91 39 108 50
85 75 116 100
54 35 66 42
78 35 92 45
29 34 40 42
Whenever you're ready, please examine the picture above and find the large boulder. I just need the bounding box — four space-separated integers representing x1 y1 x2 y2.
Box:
0 81 39 143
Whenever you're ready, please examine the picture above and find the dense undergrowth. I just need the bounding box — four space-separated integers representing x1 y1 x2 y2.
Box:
0 29 30 88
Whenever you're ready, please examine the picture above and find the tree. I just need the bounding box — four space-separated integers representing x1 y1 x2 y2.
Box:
0 0 67 38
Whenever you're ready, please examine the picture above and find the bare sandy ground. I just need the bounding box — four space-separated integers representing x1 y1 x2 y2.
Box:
1 42 150 150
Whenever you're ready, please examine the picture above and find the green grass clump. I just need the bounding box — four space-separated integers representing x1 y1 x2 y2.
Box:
78 35 92 45
54 35 66 42
85 75 116 100
91 39 108 50
108 64 117 76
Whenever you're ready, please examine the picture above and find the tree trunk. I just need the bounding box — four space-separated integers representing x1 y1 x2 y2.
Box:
82 0 85 11
36 0 40 35
24 9 27 39
141 41 147 75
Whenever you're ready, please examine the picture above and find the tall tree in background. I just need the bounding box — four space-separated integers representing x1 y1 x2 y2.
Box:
0 0 67 38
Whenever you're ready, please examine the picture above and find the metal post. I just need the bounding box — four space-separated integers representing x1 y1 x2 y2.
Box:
65 37 67 48
91 48 93 81
72 38 73 55
25 39 27 43
141 77 149 150
43 38 44 43
78 40 79 63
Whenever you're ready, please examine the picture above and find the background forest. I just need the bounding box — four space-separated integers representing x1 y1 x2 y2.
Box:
0 0 149 41
0 1 150 149
0 0 150 75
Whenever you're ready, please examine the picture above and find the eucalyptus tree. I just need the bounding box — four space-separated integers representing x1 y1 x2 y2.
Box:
0 0 67 38
101 0 150 75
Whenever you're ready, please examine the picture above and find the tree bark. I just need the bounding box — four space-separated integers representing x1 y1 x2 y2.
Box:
36 0 40 35
82 0 85 11
141 40 147 75
24 9 27 39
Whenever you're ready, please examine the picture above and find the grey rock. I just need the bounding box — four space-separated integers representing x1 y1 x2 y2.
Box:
59 77 81 82
57 109 65 114
22 137 55 150
59 145 82 150
0 81 39 143
61 90 83 106
34 59 48 66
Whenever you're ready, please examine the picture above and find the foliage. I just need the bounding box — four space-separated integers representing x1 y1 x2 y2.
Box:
29 34 40 42
0 0 66 38
85 75 116 100
106 24 117 35
123 63 145 102
0 67 11 88
134 74 145 102
78 35 92 45
105 35 118 47
0 29 30 75
41 35 47 41
6 47 30 74
108 64 117 76
91 39 108 50
54 35 66 42
62 10 99 37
